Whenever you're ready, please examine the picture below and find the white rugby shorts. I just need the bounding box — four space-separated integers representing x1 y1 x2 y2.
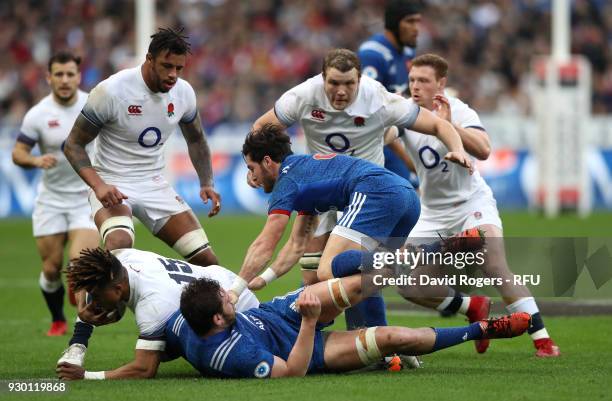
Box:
32 190 96 237
89 175 192 234
408 190 502 242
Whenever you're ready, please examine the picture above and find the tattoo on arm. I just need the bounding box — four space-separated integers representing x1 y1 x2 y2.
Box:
64 114 100 172
180 112 214 187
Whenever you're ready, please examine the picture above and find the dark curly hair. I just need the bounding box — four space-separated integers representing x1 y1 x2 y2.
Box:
148 27 191 57
242 123 293 163
65 248 124 293
180 277 223 336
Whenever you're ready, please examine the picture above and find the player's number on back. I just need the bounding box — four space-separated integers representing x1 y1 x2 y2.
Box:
418 146 449 172
138 127 162 148
325 133 355 156
157 257 195 285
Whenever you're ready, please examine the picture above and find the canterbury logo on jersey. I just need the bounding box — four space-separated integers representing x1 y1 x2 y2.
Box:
47 119 60 128
311 109 325 120
128 105 142 115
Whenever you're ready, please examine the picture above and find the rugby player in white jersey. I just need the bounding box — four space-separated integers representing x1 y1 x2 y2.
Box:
233 49 472 334
56 248 259 380
393 53 559 357
12 51 99 337
60 28 221 366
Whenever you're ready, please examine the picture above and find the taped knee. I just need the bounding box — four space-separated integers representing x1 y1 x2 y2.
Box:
172 229 210 260
327 278 351 311
355 327 381 365
299 252 322 271
100 216 134 246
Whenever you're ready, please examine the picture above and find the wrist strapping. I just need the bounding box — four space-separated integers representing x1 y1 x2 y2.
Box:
260 268 277 284
84 371 105 380
230 276 248 297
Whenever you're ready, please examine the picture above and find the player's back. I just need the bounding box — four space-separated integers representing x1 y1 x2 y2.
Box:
81 66 198 179
165 290 327 378
116 248 258 338
269 153 412 215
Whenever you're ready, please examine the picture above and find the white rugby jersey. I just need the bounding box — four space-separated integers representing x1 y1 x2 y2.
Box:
401 95 492 208
81 66 197 178
274 74 420 166
116 248 259 348
19 90 89 197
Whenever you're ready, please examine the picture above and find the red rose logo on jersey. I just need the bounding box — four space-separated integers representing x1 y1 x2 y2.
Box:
167 103 175 117
47 119 60 128
128 105 142 115
354 116 365 127
311 109 325 121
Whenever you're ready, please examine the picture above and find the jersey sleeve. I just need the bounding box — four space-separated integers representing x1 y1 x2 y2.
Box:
267 177 298 215
80 82 114 128
18 108 40 146
216 336 275 378
454 102 485 130
381 91 420 130
358 49 387 83
180 82 198 124
274 86 303 126
133 301 168 351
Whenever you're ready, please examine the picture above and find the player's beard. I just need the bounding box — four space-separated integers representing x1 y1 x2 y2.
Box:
222 310 236 326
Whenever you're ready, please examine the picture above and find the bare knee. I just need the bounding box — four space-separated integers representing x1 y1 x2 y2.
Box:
42 260 62 281
103 232 133 250
189 248 219 267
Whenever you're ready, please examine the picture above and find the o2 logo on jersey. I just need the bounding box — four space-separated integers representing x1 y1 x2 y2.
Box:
325 133 354 155
254 361 270 378
418 146 449 172
138 127 162 148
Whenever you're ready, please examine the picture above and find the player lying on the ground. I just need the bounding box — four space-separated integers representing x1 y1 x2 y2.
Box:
166 275 531 379
56 248 259 380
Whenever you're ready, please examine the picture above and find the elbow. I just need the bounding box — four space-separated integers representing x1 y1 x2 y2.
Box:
475 146 490 161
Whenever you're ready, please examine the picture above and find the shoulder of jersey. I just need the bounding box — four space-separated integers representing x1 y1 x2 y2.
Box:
27 93 55 116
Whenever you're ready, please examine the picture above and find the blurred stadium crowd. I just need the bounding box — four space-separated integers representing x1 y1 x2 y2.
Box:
1 0 611 131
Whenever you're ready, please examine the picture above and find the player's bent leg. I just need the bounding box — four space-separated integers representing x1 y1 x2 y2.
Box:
94 205 134 250
67 229 100 259
156 211 218 266
317 233 367 281
36 234 68 335
300 233 327 285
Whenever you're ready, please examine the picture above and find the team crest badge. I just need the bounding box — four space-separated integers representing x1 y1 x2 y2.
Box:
474 211 482 220
354 116 365 127
167 103 175 117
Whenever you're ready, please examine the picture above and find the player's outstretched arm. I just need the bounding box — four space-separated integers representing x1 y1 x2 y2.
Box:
231 214 290 298
57 349 161 380
410 108 473 174
249 214 316 290
270 291 320 378
179 112 221 217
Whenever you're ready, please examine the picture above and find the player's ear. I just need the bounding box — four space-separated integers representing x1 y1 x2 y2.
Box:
438 77 447 91
145 53 154 65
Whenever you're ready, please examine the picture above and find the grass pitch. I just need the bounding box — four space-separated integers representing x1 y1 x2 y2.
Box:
1 212 611 401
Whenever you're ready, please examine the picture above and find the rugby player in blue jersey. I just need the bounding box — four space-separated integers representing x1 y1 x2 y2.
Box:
229 123 471 302
166 275 530 378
